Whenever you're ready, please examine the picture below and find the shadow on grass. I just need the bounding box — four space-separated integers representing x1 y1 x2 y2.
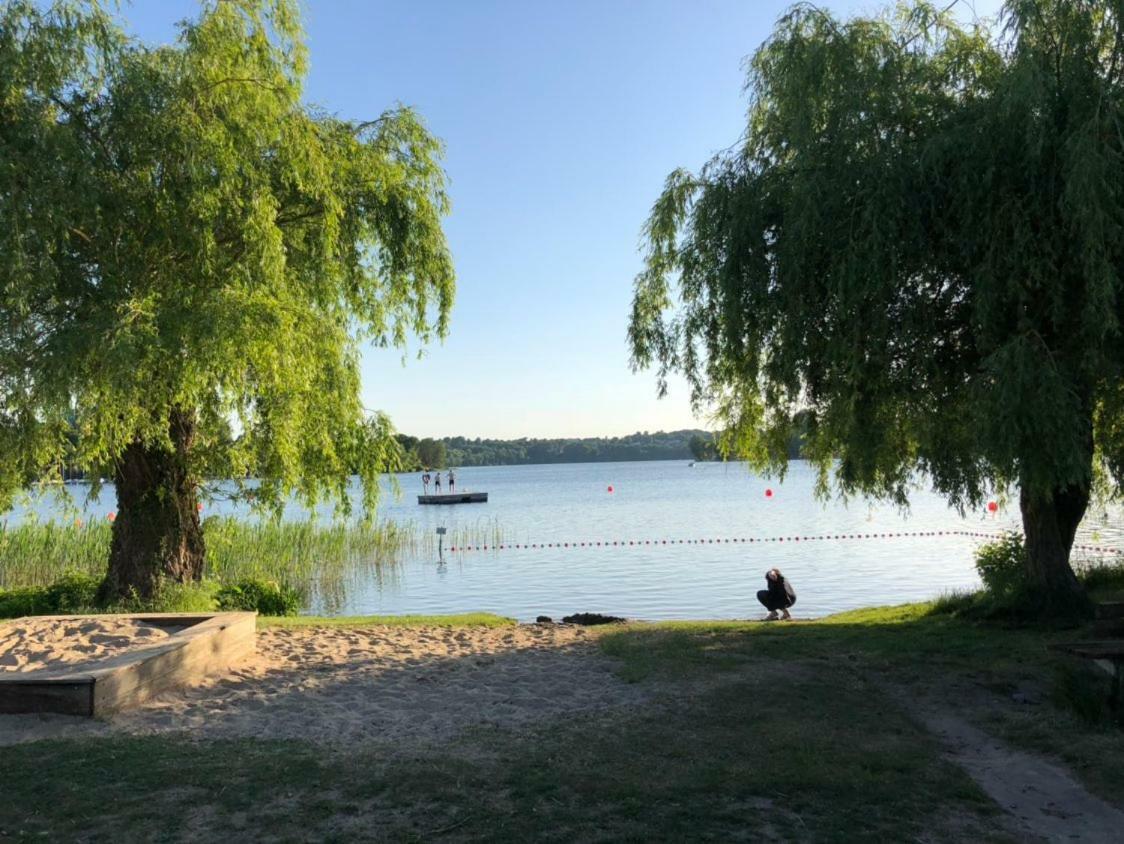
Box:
598 602 1124 806
0 610 1015 843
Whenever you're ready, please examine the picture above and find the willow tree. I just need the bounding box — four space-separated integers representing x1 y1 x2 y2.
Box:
629 0 1124 611
0 0 454 599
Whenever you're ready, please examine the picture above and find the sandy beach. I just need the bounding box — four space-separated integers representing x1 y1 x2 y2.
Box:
0 617 180 674
0 622 648 747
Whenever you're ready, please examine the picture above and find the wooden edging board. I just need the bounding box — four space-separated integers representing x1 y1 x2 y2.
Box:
0 611 256 718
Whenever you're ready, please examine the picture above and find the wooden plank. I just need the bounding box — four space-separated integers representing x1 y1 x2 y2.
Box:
0 612 256 717
1049 641 1124 659
0 678 92 716
1094 602 1124 620
90 613 256 716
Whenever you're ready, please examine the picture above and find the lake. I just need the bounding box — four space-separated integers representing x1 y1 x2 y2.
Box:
12 460 1124 621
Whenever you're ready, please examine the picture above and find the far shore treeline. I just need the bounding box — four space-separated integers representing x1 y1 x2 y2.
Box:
394 424 807 469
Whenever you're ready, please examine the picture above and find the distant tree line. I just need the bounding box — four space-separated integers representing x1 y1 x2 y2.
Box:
395 430 706 469
396 425 809 469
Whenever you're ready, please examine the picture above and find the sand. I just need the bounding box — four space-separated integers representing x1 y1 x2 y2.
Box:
0 623 648 747
0 617 180 673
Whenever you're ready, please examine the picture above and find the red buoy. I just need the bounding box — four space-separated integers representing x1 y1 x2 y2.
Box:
765 488 774 498
987 500 998 513
607 485 614 493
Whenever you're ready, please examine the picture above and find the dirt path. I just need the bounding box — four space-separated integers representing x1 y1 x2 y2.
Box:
917 707 1124 843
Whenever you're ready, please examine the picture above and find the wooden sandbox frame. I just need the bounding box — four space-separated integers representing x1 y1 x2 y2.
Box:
0 612 256 717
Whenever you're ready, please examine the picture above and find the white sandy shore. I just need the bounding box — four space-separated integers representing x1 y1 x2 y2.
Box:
0 623 647 747
0 617 179 673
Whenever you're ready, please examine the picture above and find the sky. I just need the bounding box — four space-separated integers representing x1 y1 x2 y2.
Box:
119 0 1005 440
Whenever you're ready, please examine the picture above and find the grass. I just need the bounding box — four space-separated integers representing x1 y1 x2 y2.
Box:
0 664 1001 842
3 601 1122 841
599 603 1124 802
0 517 508 615
258 612 516 629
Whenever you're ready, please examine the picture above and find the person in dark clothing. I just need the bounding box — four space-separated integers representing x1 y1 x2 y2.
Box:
757 568 796 621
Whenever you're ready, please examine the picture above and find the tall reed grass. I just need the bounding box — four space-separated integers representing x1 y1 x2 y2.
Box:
0 516 506 613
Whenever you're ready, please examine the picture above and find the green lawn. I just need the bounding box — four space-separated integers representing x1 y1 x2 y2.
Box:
2 603 1121 842
258 611 517 629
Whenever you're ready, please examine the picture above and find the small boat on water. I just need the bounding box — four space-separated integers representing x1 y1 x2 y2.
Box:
418 492 488 505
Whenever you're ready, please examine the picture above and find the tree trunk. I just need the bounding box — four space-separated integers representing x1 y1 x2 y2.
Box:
1019 483 1089 615
99 409 205 602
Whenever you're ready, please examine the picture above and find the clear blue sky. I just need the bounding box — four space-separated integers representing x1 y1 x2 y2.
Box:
120 0 1004 440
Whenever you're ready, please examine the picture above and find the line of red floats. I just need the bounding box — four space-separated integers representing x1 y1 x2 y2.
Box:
449 530 1123 555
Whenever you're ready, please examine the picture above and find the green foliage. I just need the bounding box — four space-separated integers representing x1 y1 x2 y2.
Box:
42 571 101 613
105 580 223 614
1080 560 1124 596
404 429 720 467
0 570 99 618
216 579 302 615
975 533 1030 599
1051 662 1119 726
416 438 447 469
0 518 419 613
628 0 1123 516
0 0 454 521
688 433 717 461
0 586 50 619
0 520 112 587
260 612 516 628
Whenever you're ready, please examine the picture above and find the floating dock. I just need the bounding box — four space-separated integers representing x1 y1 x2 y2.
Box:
418 492 488 505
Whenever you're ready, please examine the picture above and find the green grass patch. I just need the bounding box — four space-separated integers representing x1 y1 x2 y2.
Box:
258 611 516 629
598 601 1124 807
4 601 1122 839
0 667 1001 842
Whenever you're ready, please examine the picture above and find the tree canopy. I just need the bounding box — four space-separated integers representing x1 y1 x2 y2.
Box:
396 429 725 467
629 0 1124 605
0 0 454 595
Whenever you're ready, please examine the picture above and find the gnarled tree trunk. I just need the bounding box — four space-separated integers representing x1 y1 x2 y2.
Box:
98 409 204 602
1019 483 1089 615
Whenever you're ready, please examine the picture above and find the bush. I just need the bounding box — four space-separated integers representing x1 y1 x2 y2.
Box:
151 581 221 613
0 574 222 619
216 579 302 616
1079 560 1124 596
1052 662 1119 726
975 532 1029 599
0 572 101 619
105 580 221 614
42 571 100 613
0 586 50 619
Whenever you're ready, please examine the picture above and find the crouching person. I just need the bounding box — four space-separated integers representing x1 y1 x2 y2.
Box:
757 568 796 621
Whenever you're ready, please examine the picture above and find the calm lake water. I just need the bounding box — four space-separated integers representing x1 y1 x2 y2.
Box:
12 460 1124 621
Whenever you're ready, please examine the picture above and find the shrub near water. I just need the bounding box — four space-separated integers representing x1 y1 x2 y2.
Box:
0 571 101 618
974 532 1029 600
216 580 302 616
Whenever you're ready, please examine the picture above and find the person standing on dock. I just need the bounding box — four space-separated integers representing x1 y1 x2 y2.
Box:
422 471 431 494
434 472 442 493
448 468 456 493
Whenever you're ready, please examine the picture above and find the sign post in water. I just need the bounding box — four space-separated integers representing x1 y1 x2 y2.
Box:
436 526 447 562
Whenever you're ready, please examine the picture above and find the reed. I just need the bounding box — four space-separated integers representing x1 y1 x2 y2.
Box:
203 518 417 613
0 521 110 587
0 516 507 612
0 518 422 611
